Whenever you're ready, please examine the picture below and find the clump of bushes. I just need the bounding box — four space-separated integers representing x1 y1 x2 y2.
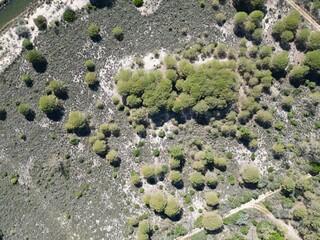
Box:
84 72 99 86
64 111 89 132
49 79 68 98
164 197 182 218
255 110 272 128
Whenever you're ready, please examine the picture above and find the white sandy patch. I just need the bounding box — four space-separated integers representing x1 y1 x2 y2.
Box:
136 0 162 16
0 0 88 73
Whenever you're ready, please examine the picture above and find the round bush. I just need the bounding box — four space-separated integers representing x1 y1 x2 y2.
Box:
18 103 32 116
20 74 32 86
149 191 167 213
22 39 33 50
292 203 307 220
193 161 205 172
133 0 143 7
240 164 261 185
272 143 285 159
137 220 150 234
112 26 124 41
49 80 67 98
92 140 107 155
84 60 95 71
282 176 295 194
64 111 89 132
169 159 181 170
164 197 181 218
205 192 219 208
215 13 227 26
26 50 47 71
189 171 205 189
131 174 140 185
63 8 77 22
84 72 98 86
106 149 119 165
140 165 155 180
304 49 320 71
205 171 218 188
255 110 272 128
87 23 100 38
201 212 223 231
169 170 182 184
33 15 47 30
214 157 227 170
39 95 60 114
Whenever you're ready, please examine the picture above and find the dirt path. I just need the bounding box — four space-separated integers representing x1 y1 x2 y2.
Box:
286 0 320 31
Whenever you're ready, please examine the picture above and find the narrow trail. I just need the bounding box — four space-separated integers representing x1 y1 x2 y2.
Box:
286 0 320 31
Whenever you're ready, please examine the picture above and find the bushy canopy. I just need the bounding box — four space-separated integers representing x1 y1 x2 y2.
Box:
64 111 89 132
164 197 181 218
149 191 167 213
39 95 60 114
205 192 219 208
201 212 223 231
240 164 261 184
189 171 205 189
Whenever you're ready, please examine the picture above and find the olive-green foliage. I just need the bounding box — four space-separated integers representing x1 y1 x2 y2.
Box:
26 50 47 67
271 51 289 74
49 79 67 98
84 72 98 86
304 49 320 71
292 202 307 220
22 39 33 50
255 110 272 128
92 140 107 155
106 149 119 164
33 15 47 30
190 171 205 189
149 191 167 213
84 60 95 72
282 176 295 194
63 8 77 22
64 111 89 132
131 173 140 185
256 221 285 240
249 10 264 25
307 31 320 50
164 197 181 218
259 46 273 59
20 74 32 86
295 28 310 49
236 126 257 146
39 95 60 114
201 212 223 231
18 103 32 116
164 55 177 69
205 192 219 208
140 165 155 180
115 59 238 116
112 26 124 41
240 164 260 185
169 145 185 160
214 157 227 170
205 172 218 188
137 220 150 238
169 170 182 184
215 13 227 26
272 10 300 40
289 65 309 86
87 23 100 38
193 161 205 172
280 30 294 44
133 0 143 7
272 143 285 159
281 96 294 111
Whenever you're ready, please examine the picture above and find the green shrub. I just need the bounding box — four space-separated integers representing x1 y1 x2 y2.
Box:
149 191 167 213
153 148 160 157
215 13 227 26
18 103 32 116
106 149 119 165
164 197 181 218
112 26 124 41
63 8 77 22
39 95 60 114
22 39 33 50
169 170 182 184
169 145 185 160
307 31 320 50
271 51 289 75
84 72 98 86
240 164 260 185
49 79 68 98
193 161 205 172
304 49 320 71
289 66 309 86
280 30 294 44
205 192 219 208
87 23 100 39
295 28 310 49
84 60 95 71
272 143 285 159
140 165 155 180
133 0 143 7
189 171 205 189
64 111 89 132
281 96 294 111
255 110 272 128
20 74 32 86
26 50 47 71
282 176 295 194
164 55 177 69
205 171 218 188
292 202 307 220
33 15 47 30
214 157 227 170
201 212 223 231
131 174 140 186
137 219 150 235
92 140 107 155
